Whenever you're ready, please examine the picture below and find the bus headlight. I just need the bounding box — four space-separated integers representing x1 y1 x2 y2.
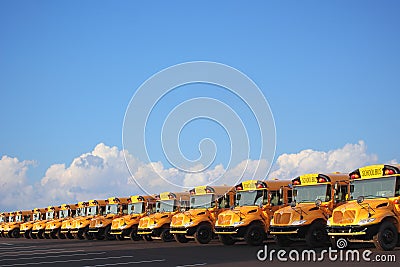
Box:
326 220 331 226
184 222 194 227
233 221 244 226
291 220 307 226
358 218 375 225
149 224 157 229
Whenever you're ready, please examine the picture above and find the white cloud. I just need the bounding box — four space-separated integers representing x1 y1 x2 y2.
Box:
0 156 35 210
268 141 378 180
0 140 388 211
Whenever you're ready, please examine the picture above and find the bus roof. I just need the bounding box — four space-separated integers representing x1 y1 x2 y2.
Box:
129 195 155 203
88 199 107 206
60 204 77 210
292 173 348 186
350 164 400 180
235 179 291 191
106 197 130 205
157 192 190 201
190 185 235 196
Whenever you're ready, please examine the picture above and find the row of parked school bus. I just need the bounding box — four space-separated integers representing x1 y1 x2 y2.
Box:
1 164 400 251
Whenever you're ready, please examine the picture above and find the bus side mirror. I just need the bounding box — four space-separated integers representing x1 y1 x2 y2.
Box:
279 187 283 196
334 182 339 191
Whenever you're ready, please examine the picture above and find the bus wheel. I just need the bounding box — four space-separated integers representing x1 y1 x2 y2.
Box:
37 231 44 239
373 221 398 251
144 235 153 241
130 228 142 241
24 231 31 239
44 233 51 239
275 235 292 247
30 232 37 239
66 233 74 239
305 221 328 248
219 234 235 246
160 229 174 242
10 229 20 238
244 224 265 246
174 234 189 243
116 234 125 241
194 225 213 244
56 229 66 239
50 231 58 239
104 225 116 240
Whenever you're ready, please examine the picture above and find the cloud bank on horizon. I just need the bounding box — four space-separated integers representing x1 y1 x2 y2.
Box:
0 140 394 210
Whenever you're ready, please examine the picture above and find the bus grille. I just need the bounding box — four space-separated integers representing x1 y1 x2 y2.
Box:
332 210 356 224
139 218 149 228
274 213 291 225
217 214 232 226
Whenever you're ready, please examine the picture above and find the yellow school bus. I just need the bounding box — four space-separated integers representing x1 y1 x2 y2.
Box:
137 192 189 242
20 208 46 239
0 212 11 237
31 206 61 239
44 203 77 239
61 201 87 239
3 210 31 238
70 199 107 240
327 164 400 251
170 185 235 244
110 195 156 240
88 197 130 240
270 173 349 247
215 179 292 246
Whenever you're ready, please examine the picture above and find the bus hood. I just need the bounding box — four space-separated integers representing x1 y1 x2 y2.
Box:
171 209 209 228
138 212 173 229
329 199 394 226
216 206 262 227
272 203 328 226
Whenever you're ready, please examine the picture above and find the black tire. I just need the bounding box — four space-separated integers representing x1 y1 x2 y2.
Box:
104 225 116 241
275 235 292 247
373 221 398 251
160 229 174 242
194 225 213 244
30 232 37 239
244 224 266 246
44 233 51 239
144 235 153 241
218 234 235 246
12 229 20 238
174 234 189 243
50 231 58 239
130 228 142 241
66 232 74 239
37 231 44 239
24 231 31 239
84 228 94 240
116 234 125 241
56 229 66 239
305 221 328 248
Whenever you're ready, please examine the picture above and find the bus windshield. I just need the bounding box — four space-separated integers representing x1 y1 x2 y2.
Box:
295 184 330 203
46 211 55 220
105 204 119 215
0 216 5 222
33 213 41 221
128 203 144 214
8 216 15 222
156 199 176 212
15 215 23 222
59 209 70 219
352 176 396 199
86 206 98 216
76 207 86 217
236 190 266 207
190 194 214 209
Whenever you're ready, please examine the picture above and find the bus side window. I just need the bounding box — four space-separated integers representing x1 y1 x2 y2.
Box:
287 190 293 204
395 177 400 196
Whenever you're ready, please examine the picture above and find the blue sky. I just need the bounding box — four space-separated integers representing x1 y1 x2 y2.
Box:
1 0 400 185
